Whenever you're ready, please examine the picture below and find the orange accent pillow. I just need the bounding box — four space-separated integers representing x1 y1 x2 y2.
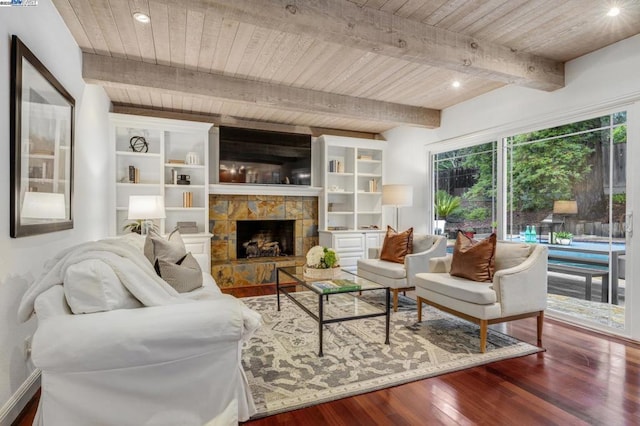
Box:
379 226 413 264
450 232 497 282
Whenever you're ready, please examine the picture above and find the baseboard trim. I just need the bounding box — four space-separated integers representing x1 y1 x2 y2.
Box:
0 369 41 426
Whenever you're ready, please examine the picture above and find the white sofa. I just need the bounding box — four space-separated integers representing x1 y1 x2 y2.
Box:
19 234 261 426
414 241 548 353
357 234 447 311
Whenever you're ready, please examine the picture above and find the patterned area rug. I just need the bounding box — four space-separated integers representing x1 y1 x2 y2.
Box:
241 293 542 418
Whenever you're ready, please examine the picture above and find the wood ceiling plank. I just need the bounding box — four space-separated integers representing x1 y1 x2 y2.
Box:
52 0 95 52
233 25 271 79
191 96 203 112
135 88 152 106
128 0 156 63
307 48 369 92
281 40 332 83
88 0 127 58
269 34 315 84
437 0 510 32
248 29 287 80
454 0 526 36
422 0 472 26
492 1 581 48
168 3 187 67
352 58 415 98
67 0 111 55
149 91 163 109
379 0 410 14
124 88 140 105
224 22 258 76
261 33 302 83
172 94 184 111
211 18 241 73
148 1 171 65
161 92 172 109
403 0 447 22
162 0 563 90
84 53 440 127
322 51 378 93
362 0 388 9
184 7 205 70
394 0 431 18
108 0 142 61
327 53 389 94
290 42 344 87
470 0 550 43
197 7 223 72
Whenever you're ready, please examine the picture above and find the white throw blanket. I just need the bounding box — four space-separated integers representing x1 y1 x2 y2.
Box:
18 238 188 322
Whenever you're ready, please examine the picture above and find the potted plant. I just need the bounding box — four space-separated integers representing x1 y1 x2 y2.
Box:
462 227 475 239
554 231 573 245
434 190 461 235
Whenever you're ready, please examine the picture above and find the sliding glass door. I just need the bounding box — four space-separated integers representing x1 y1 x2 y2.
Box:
430 111 631 335
505 112 628 332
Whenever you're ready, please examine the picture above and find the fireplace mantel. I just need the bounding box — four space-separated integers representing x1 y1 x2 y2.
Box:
210 184 322 196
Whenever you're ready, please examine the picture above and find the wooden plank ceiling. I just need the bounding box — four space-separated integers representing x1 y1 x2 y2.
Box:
53 0 640 133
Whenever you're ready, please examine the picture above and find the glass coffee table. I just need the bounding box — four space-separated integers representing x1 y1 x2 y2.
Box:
277 266 390 357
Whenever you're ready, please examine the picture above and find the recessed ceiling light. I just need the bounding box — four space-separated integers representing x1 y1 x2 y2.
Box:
452 81 461 88
133 12 150 23
607 7 620 17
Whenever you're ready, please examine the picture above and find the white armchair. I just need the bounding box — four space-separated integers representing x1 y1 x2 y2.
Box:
357 234 447 311
414 241 548 353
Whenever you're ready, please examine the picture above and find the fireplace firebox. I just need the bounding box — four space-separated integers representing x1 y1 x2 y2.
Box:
236 220 295 259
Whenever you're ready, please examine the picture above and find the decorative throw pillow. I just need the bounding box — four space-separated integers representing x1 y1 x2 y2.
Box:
154 252 203 293
450 232 497 282
494 241 533 272
379 226 414 264
63 259 142 314
412 234 435 254
144 229 186 265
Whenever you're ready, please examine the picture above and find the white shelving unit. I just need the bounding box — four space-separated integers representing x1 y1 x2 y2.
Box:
110 113 212 240
317 135 386 272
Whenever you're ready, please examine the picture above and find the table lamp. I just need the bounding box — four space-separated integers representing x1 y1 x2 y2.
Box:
382 184 413 230
128 195 166 235
21 192 66 220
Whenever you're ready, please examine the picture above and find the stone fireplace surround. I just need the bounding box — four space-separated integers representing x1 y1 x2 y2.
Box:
209 194 318 290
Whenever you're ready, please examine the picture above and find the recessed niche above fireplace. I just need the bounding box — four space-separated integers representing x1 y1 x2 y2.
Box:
218 127 312 186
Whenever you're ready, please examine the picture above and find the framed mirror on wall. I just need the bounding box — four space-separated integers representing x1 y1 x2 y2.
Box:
10 35 75 238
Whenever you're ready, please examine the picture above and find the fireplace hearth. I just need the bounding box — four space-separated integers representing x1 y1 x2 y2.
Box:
237 220 295 259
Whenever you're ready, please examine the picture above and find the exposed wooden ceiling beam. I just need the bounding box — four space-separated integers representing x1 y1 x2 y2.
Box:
112 104 381 139
84 53 440 128
164 0 564 91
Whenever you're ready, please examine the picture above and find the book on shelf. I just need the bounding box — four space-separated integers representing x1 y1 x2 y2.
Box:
311 279 361 294
328 159 345 173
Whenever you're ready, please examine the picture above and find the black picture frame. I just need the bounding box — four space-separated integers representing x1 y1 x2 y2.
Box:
10 35 75 238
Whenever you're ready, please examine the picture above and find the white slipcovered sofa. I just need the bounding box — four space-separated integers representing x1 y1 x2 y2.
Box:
414 241 548 353
357 234 447 311
18 234 261 426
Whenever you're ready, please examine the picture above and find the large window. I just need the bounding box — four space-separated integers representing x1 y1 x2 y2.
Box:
433 142 497 238
431 111 629 334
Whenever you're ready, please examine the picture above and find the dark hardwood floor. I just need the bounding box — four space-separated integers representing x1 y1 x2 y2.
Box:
14 288 640 426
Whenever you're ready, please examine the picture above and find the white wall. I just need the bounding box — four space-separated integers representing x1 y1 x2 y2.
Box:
0 0 111 419
383 33 640 339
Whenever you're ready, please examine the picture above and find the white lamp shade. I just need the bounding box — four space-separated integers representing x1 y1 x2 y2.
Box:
382 184 413 207
128 195 166 220
21 192 66 219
